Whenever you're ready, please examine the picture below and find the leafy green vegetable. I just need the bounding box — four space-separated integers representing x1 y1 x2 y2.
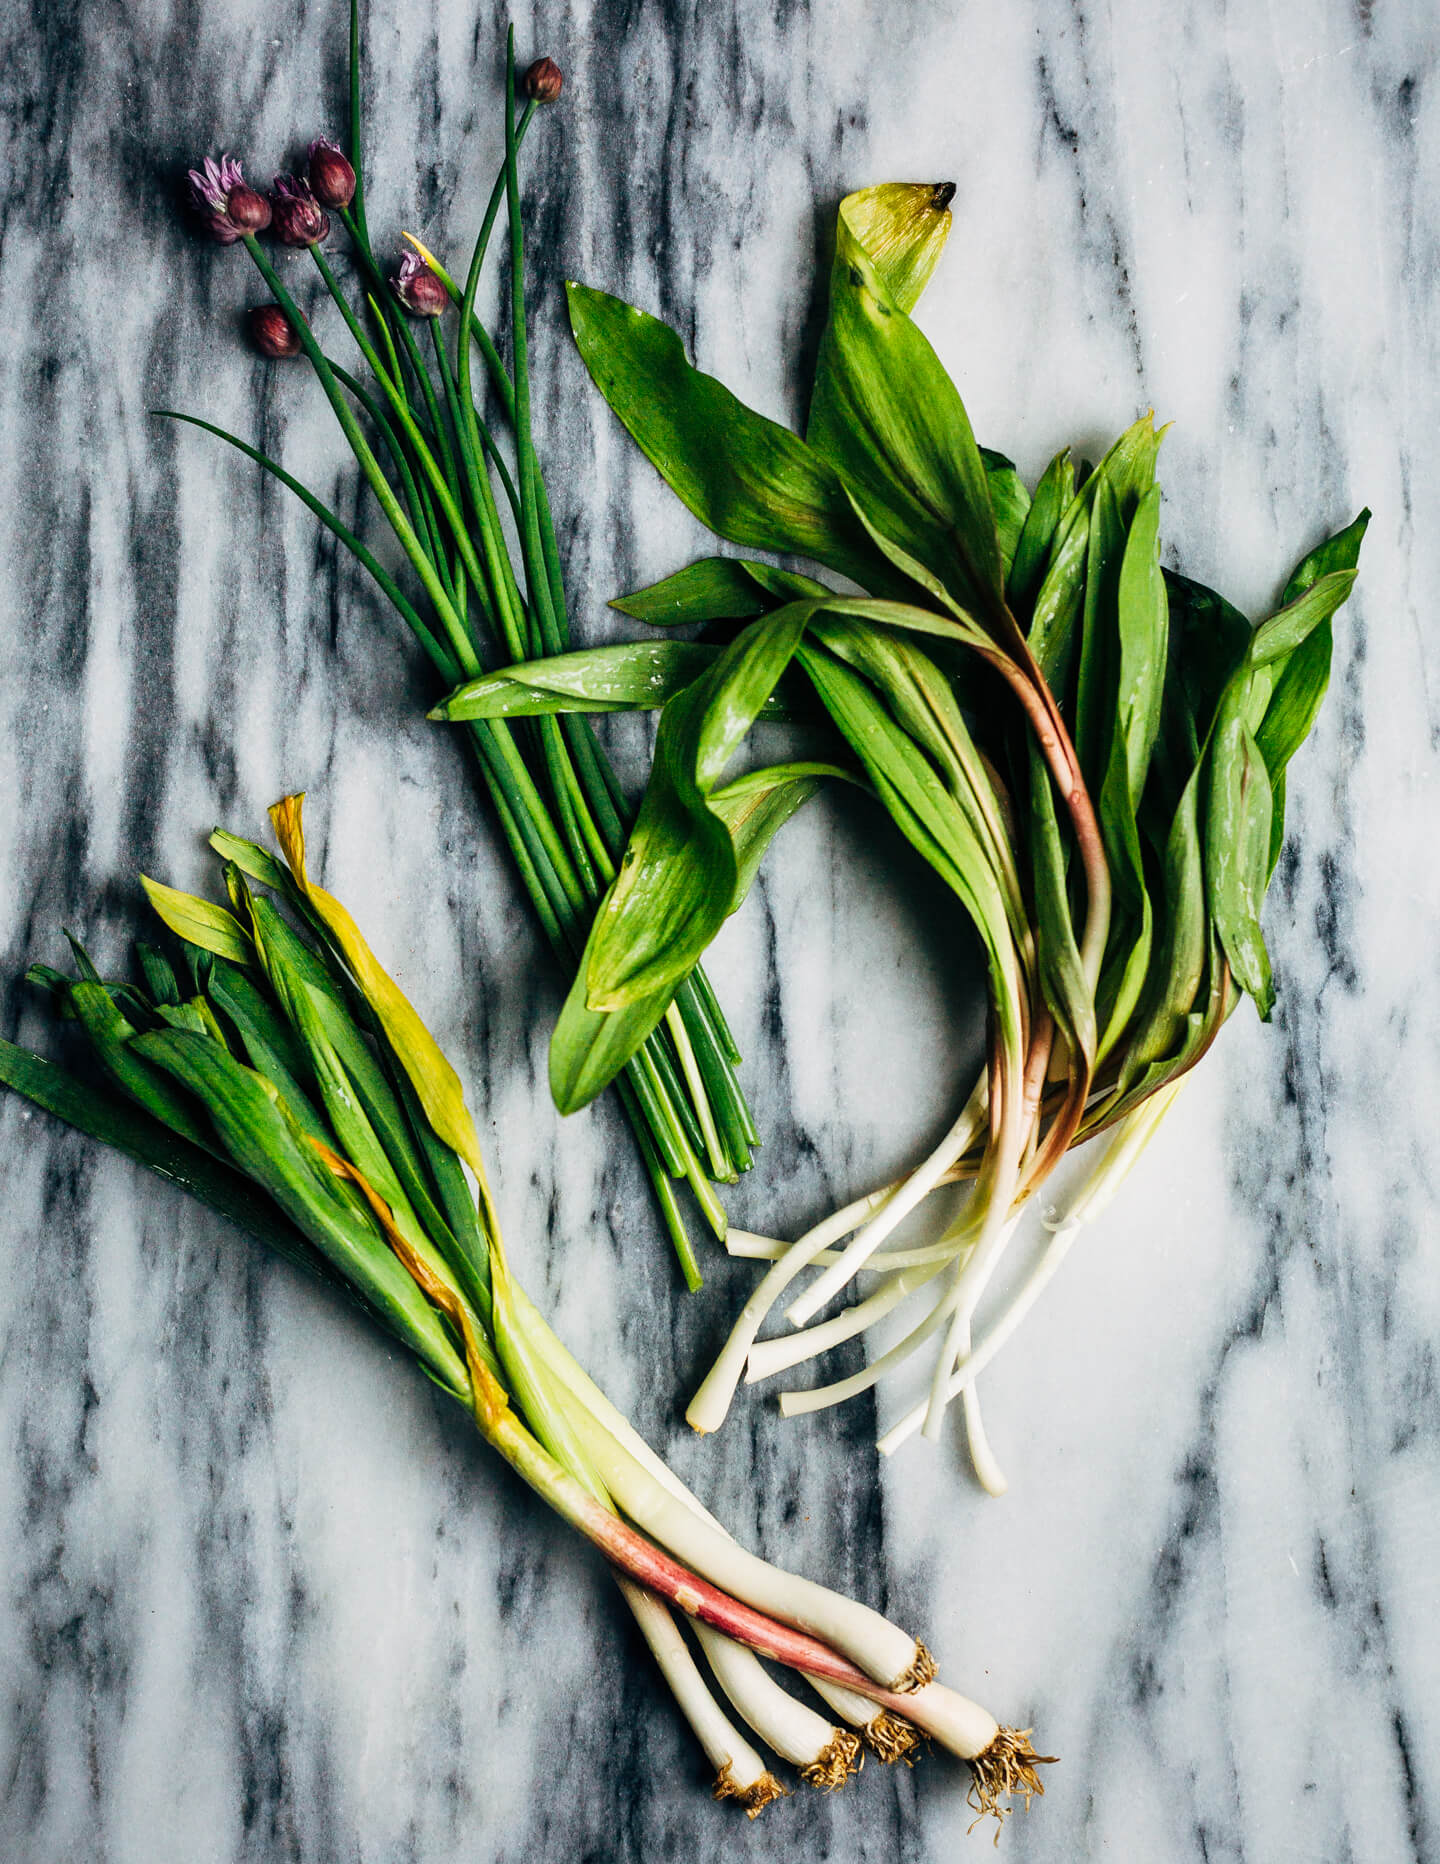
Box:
433 639 809 722
567 285 891 589
807 193 1004 622
613 557 828 627
563 169 1367 1478
583 607 815 1012
5 776 1007 1809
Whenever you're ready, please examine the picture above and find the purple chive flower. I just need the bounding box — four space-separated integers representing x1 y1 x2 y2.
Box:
248 303 303 359
392 251 449 318
524 57 563 103
187 154 271 243
307 137 356 210
270 174 330 248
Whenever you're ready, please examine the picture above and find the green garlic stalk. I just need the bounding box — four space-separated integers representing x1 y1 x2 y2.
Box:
0 793 1053 1826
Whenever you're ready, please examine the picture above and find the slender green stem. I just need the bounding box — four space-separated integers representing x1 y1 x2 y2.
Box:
155 409 459 688
456 91 535 500
484 724 586 915
408 105 537 424
338 206 459 491
240 236 479 681
347 0 368 246
412 471 460 610
538 718 602 899
504 41 561 658
430 320 525 658
463 723 569 944
326 356 435 574
308 244 492 640
367 293 407 400
676 1122 728 1239
676 975 757 1156
666 1004 730 1181
690 964 743 1068
242 233 475 671
643 1029 709 1168
473 416 524 530
616 1076 703 1290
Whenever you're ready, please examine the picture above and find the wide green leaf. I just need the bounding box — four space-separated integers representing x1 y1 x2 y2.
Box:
549 947 677 1118
141 877 254 966
807 191 1004 622
796 638 1025 1061
548 753 842 1115
277 979 475 1312
0 1036 372 1313
434 641 725 719
1162 569 1253 739
980 447 1031 577
836 181 954 314
134 1025 467 1390
567 283 888 587
1028 744 1095 1066
1245 568 1356 670
805 614 1025 940
268 794 489 1191
1087 480 1167 1061
1111 485 1169 801
205 957 330 1146
1008 449 1074 619
1279 509 1371 610
582 606 814 1012
1255 511 1368 869
245 900 464 1267
1030 415 1162 689
612 557 828 627
136 943 180 1007
68 980 217 1150
1077 475 1128 790
208 829 292 896
1120 765 1207 1081
709 761 853 904
1205 698 1275 1017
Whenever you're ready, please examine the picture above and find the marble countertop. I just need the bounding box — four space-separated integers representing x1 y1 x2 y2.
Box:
2 1 1435 1859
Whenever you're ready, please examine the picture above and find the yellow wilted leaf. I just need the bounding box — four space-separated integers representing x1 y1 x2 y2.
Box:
141 875 254 965
267 794 494 1212
401 231 446 278
839 182 954 316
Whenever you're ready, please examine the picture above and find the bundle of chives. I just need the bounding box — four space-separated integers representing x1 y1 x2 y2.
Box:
168 11 758 1287
0 794 1053 1826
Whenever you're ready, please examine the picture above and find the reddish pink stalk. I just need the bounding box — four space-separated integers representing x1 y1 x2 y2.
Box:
481 1388 914 1700
973 638 1110 991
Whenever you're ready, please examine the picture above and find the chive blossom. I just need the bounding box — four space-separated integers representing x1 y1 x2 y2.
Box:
524 56 563 103
187 153 271 242
392 250 448 318
248 303 302 359
307 136 357 210
270 173 330 247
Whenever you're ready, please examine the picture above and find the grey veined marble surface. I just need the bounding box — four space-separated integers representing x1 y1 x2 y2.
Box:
1 0 1435 1859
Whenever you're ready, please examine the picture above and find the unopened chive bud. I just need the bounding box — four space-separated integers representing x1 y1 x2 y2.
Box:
187 154 270 243
307 137 356 210
392 251 449 318
270 174 330 248
227 185 272 233
524 56 563 103
248 303 302 359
